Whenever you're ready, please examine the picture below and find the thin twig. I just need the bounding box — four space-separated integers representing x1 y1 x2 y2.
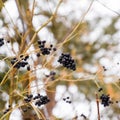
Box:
57 0 95 48
96 93 100 120
96 0 120 16
31 0 36 22
23 0 63 54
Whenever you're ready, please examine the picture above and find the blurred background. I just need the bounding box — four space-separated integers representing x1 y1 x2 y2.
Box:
0 0 120 120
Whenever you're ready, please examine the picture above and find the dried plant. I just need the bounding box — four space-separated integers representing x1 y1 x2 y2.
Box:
0 0 120 120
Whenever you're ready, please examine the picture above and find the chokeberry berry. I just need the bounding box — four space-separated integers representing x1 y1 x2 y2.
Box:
53 48 57 51
50 44 53 48
7 40 10 43
27 66 30 71
38 40 42 44
36 53 40 57
20 55 24 58
24 55 29 61
81 114 87 119
98 87 103 92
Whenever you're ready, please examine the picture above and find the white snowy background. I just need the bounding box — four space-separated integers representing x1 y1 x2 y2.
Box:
0 0 120 120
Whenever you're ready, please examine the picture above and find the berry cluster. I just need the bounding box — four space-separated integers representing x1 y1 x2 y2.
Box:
100 94 113 107
11 55 30 70
63 97 72 104
98 88 119 106
38 40 56 55
0 38 4 47
58 53 76 71
35 94 50 107
24 94 50 107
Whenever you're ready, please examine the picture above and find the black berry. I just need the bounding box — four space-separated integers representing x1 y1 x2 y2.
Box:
98 87 103 92
24 55 29 61
7 40 10 43
36 53 40 57
53 48 57 51
81 114 87 119
50 44 53 48
27 66 30 71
